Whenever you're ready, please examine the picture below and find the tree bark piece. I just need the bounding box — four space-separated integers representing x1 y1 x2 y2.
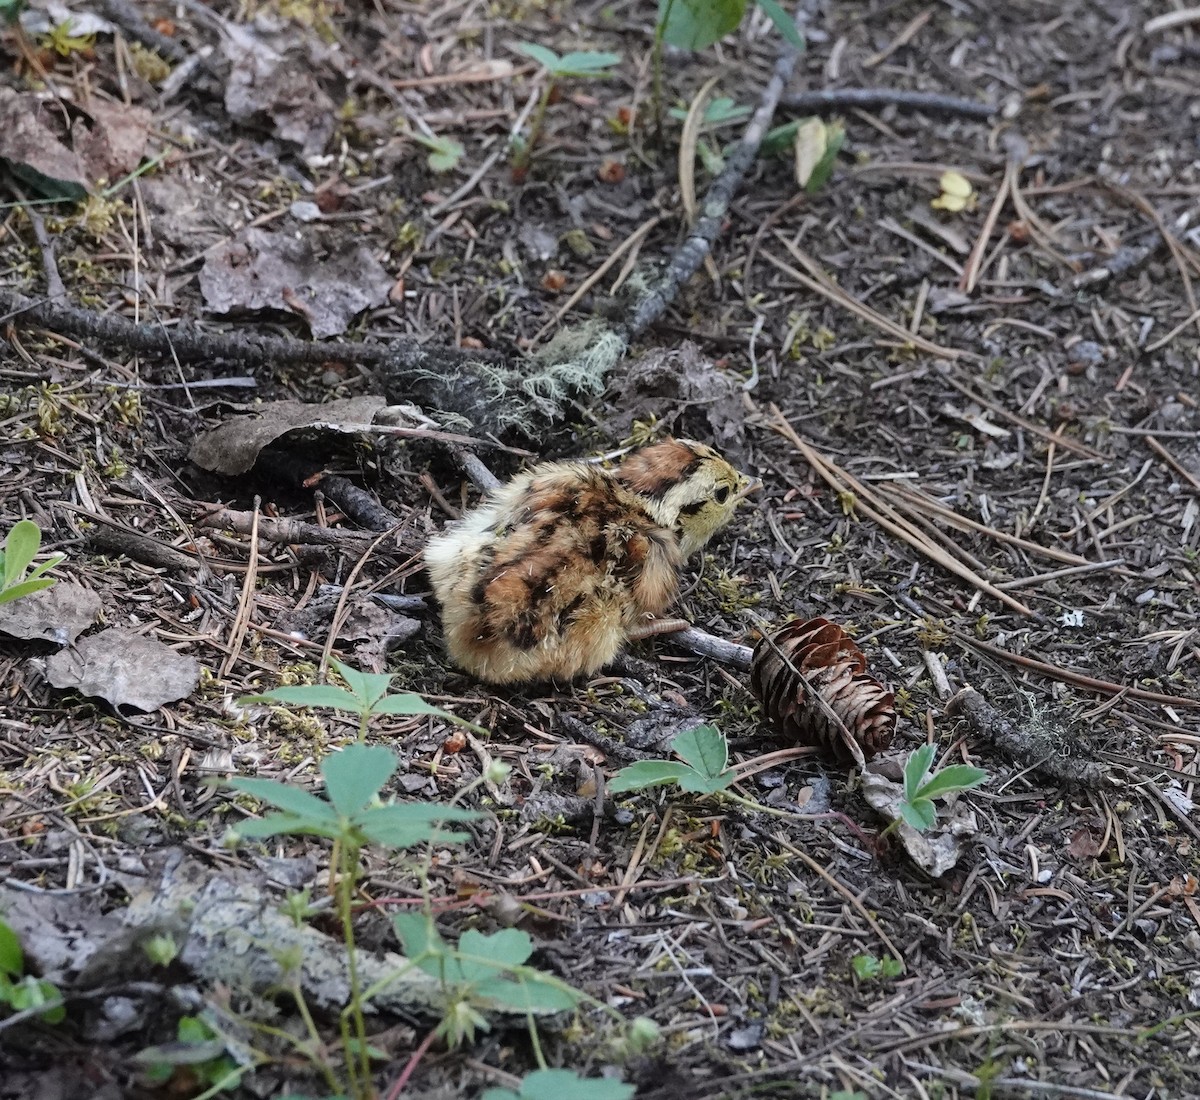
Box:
945 686 1106 788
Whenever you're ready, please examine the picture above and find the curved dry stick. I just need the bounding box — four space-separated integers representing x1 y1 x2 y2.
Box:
623 6 809 340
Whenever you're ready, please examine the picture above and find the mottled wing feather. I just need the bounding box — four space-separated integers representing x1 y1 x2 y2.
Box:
427 463 683 683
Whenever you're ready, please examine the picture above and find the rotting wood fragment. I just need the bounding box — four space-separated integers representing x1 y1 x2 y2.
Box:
945 685 1106 789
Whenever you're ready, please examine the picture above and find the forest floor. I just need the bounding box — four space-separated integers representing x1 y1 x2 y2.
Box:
1 1 1199 1097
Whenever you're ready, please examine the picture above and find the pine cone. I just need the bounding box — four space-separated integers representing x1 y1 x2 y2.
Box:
750 618 896 764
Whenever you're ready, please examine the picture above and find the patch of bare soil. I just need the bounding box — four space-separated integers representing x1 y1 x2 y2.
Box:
1 1 1199 1097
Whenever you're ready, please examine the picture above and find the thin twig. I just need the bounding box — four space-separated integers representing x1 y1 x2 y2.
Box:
956 633 1200 710
1145 435 1200 492
781 87 995 120
22 203 66 302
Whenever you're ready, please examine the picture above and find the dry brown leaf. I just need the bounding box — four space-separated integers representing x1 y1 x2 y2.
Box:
45 629 200 712
0 583 101 645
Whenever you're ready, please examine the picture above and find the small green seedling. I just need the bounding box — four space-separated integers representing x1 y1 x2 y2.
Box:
652 0 803 130
0 520 64 606
412 133 465 173
668 96 750 128
657 0 802 53
142 933 179 967
608 724 848 827
511 43 621 177
516 43 623 79
226 742 480 850
669 96 751 173
0 918 65 1025
227 742 482 1100
240 657 484 741
851 952 904 982
609 724 736 795
392 916 582 1046
383 915 651 1094
483 1068 635 1100
889 743 987 835
41 18 96 57
135 1015 242 1092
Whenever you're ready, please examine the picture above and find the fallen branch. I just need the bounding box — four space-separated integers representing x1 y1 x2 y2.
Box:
945 686 1106 788
0 289 543 437
623 4 808 340
780 87 995 120
669 627 753 669
195 505 381 549
98 0 194 63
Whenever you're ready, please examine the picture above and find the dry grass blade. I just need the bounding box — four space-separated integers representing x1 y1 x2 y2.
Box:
959 157 1012 293
220 496 262 678
864 6 933 68
678 75 723 286
941 374 1105 460
319 525 407 675
769 407 1038 618
879 483 1094 566
1008 179 1080 274
764 238 965 360
679 75 721 228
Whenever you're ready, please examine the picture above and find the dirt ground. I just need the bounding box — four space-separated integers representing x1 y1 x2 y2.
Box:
1 0 1199 1097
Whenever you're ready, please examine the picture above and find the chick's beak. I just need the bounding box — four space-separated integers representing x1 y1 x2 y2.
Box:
734 477 763 502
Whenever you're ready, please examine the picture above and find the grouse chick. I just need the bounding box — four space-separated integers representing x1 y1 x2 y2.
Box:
424 438 754 684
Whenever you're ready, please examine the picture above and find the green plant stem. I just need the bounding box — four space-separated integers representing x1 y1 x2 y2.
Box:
289 982 344 1096
525 1008 547 1070
720 791 881 849
514 82 556 172
721 789 811 820
652 0 678 140
337 840 372 1099
208 998 333 1081
190 1065 249 1100
878 817 902 840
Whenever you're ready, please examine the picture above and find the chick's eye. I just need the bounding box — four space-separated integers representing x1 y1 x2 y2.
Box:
714 485 730 504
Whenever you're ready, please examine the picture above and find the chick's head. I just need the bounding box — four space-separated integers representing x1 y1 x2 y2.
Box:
617 438 756 557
